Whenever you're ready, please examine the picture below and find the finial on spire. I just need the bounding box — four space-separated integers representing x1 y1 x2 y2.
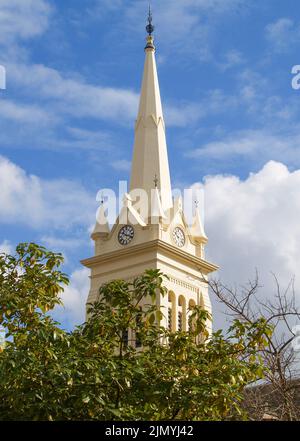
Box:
146 4 154 35
145 4 155 51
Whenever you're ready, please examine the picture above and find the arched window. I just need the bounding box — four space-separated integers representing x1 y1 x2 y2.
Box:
178 295 186 332
198 293 210 342
168 291 176 332
122 329 129 347
135 309 142 348
168 307 172 331
188 299 196 333
178 310 183 331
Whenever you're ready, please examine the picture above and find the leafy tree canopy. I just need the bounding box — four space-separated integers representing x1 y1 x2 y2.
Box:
0 243 272 421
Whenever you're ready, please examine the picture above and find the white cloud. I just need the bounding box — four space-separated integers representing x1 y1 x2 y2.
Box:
233 68 299 125
0 0 248 133
165 66 299 129
265 18 300 53
7 62 139 124
61 127 113 151
0 155 95 230
0 99 55 125
192 161 300 320
53 267 90 329
40 236 86 251
187 129 300 169
0 0 52 61
7 61 214 129
110 159 131 172
0 240 13 255
0 0 51 44
217 49 245 71
165 103 203 127
0 0 259 142
165 89 239 127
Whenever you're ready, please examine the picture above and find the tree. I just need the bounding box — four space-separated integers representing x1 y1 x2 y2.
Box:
209 274 300 420
0 243 271 421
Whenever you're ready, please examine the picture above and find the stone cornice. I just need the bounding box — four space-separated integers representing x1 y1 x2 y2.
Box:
81 239 219 275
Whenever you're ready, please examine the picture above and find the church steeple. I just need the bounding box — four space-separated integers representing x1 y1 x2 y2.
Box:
82 10 218 337
129 10 173 215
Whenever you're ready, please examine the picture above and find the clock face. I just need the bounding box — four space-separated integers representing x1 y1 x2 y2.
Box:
172 227 185 248
118 225 134 246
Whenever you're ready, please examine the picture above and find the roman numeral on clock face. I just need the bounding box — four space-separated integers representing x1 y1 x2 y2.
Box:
118 225 135 245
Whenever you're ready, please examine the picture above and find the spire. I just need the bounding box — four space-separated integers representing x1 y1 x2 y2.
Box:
190 204 208 243
129 8 173 217
91 202 110 240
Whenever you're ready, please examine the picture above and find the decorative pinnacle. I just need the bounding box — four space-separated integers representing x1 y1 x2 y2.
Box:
146 4 154 35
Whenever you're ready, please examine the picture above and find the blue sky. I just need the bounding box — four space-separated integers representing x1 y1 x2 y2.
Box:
1 0 300 329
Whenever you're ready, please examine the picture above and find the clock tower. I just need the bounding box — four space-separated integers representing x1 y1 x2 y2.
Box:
81 11 218 335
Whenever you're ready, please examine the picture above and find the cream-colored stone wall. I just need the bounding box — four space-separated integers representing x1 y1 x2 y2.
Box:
83 237 214 338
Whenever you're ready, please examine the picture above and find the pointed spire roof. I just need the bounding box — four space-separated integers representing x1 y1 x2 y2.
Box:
190 207 208 243
92 204 110 239
129 10 173 217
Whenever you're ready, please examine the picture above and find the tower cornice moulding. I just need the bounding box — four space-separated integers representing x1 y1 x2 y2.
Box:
81 239 219 275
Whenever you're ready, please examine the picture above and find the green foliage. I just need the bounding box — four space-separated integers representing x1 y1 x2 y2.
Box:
0 243 272 421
